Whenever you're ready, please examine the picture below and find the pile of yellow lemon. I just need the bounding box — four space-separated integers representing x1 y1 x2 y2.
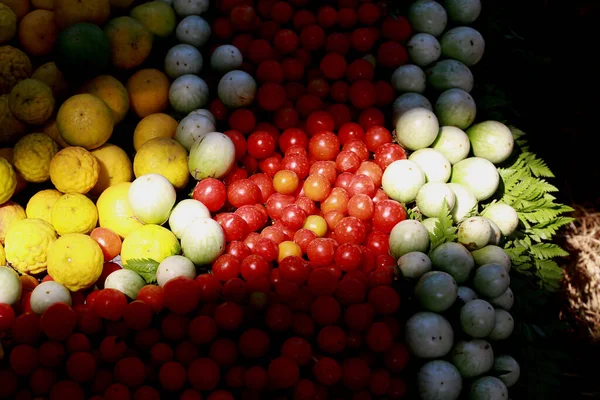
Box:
0 0 191 292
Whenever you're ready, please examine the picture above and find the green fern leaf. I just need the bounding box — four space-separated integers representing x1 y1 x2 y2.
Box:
428 200 457 253
528 243 569 260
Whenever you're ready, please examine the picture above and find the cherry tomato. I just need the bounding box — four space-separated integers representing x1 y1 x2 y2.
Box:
192 179 227 212
90 228 122 262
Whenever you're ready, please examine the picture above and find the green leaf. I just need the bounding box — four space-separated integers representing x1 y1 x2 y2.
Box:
124 258 160 284
427 200 457 253
529 243 569 260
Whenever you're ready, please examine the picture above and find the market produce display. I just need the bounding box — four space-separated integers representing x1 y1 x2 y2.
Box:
0 0 572 399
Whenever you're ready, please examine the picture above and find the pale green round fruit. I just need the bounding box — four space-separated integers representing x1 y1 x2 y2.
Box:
467 120 514 164
395 107 439 151
392 92 433 126
30 281 71 314
440 27 485 66
397 251 432 280
408 0 448 37
382 160 426 204
457 216 492 251
104 268 146 299
128 173 177 225
391 64 426 93
435 89 477 130
409 148 452 183
450 157 499 201
416 182 456 218
482 203 519 237
389 220 430 259
0 266 21 305
427 59 474 93
156 255 196 287
431 126 471 164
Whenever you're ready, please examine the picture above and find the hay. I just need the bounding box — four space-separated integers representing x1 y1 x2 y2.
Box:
560 204 600 342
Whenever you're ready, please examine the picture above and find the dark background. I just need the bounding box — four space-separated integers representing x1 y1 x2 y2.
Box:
473 0 600 207
474 0 600 398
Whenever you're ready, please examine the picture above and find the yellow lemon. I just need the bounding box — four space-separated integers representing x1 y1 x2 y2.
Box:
31 62 67 100
130 1 176 38
25 189 62 224
133 112 178 151
56 93 114 150
47 233 103 291
79 75 129 125
89 143 133 197
0 148 26 195
51 193 98 235
0 45 32 95
133 137 189 190
49 146 99 194
42 117 70 148
120 224 180 266
0 94 27 145
0 3 16 44
0 200 25 244
13 133 59 183
4 218 57 275
0 242 5 265
96 182 143 239
8 78 54 125
0 157 16 204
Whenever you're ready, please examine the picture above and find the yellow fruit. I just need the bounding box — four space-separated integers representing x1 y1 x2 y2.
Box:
51 193 98 235
79 75 129 125
0 156 16 204
49 146 99 194
57 93 114 150
0 45 32 94
0 148 26 194
31 0 53 10
53 0 109 30
120 224 181 266
130 1 176 38
13 133 59 183
0 0 30 20
104 16 153 71
89 143 133 197
133 137 189 190
31 62 67 100
47 233 103 291
126 68 170 118
0 242 5 265
133 113 177 151
8 78 54 125
0 200 25 244
110 0 133 9
0 3 16 44
25 188 62 224
4 218 57 275
0 94 27 145
42 117 69 148
96 181 143 238
18 9 58 56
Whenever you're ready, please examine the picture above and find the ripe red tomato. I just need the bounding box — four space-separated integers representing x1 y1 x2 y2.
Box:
378 41 409 69
229 5 258 31
320 53 347 80
192 178 227 212
90 228 122 262
299 25 326 51
257 83 286 111
349 80 377 109
274 29 299 54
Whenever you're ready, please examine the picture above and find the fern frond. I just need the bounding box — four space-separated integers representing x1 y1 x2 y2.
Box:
520 152 555 178
525 217 575 242
528 243 569 260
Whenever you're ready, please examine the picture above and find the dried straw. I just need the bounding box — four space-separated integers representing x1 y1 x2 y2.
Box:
560 204 600 342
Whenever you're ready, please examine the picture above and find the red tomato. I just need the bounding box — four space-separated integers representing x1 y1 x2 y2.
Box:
338 8 358 29
274 29 299 54
229 5 258 31
317 6 338 28
346 59 375 82
382 15 412 42
257 83 286 111
293 9 316 30
351 28 376 52
378 41 409 69
299 25 326 51
90 228 122 262
325 32 350 55
228 109 256 134
256 60 284 84
375 80 396 106
349 80 377 109
327 103 353 129
320 53 347 80
270 1 294 23
357 2 381 25
212 17 233 40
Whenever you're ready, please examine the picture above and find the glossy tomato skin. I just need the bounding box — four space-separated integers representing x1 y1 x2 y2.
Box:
90 228 122 262
193 179 227 212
